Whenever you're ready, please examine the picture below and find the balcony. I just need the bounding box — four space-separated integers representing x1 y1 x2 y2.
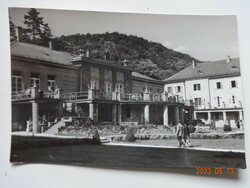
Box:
61 89 191 105
12 87 61 102
194 101 243 110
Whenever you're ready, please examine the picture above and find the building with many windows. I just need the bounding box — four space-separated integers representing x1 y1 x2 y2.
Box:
164 57 244 128
11 41 193 133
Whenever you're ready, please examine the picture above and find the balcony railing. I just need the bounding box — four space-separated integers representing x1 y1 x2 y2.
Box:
12 90 32 100
122 93 143 101
58 89 194 106
61 91 88 101
12 87 61 101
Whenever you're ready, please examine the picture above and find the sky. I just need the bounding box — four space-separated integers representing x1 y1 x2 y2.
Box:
9 8 240 61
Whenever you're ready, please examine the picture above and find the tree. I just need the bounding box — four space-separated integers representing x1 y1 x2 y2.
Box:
23 8 53 46
9 17 16 42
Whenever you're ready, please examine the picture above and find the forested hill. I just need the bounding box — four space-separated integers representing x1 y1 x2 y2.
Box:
52 32 200 80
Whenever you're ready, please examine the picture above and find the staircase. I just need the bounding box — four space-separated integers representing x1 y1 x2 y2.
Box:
44 120 65 134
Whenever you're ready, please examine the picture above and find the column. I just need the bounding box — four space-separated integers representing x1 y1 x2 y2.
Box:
239 111 243 120
88 89 93 99
26 121 30 132
207 112 211 124
117 104 122 124
194 111 197 119
95 104 99 122
175 106 179 123
89 103 94 120
144 104 150 123
32 101 39 133
223 111 227 125
112 104 117 123
163 105 169 126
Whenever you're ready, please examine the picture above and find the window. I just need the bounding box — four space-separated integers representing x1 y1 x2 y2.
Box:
47 75 56 91
90 80 99 90
167 87 172 93
104 82 112 95
193 84 201 91
12 71 22 92
31 73 40 89
194 98 202 106
156 89 160 93
231 80 237 88
216 82 222 89
115 83 124 94
177 86 181 92
217 96 221 107
232 95 236 104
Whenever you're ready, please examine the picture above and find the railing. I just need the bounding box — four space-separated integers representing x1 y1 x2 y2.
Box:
149 93 161 101
194 102 243 110
100 92 112 100
12 88 61 101
62 91 88 101
60 89 192 105
12 90 32 100
122 93 143 101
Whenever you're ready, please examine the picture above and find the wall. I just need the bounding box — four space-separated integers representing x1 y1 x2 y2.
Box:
164 82 186 100
209 76 243 109
185 78 210 108
12 58 79 93
132 79 164 94
81 61 132 93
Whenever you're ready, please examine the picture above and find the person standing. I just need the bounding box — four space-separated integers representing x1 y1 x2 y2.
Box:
176 121 184 147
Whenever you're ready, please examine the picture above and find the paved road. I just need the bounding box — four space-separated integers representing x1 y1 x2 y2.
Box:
10 144 246 169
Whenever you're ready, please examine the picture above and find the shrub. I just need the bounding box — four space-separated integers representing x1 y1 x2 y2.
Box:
92 129 101 144
125 128 136 142
223 125 232 132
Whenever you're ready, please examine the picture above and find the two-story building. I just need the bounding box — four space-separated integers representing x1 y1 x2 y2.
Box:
11 41 193 133
164 57 243 128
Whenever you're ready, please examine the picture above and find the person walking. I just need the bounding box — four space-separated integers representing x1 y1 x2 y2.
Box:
183 123 191 147
176 121 184 147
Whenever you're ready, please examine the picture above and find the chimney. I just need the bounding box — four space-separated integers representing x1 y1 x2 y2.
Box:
192 60 196 68
85 49 90 58
226 55 231 63
15 26 23 42
48 41 52 49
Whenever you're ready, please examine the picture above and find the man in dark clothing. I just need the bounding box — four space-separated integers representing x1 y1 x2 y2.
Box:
183 123 191 147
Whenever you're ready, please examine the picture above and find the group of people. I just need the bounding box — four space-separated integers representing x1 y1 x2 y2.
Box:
176 121 191 148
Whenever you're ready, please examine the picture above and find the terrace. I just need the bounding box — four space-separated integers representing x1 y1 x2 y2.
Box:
61 89 194 106
12 87 61 102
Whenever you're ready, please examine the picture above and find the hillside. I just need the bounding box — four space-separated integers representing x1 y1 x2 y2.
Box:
52 32 199 80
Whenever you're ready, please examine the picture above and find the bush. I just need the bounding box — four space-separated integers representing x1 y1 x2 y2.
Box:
92 129 101 144
125 128 136 142
223 125 232 132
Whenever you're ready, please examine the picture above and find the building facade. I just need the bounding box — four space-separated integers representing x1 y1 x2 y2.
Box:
11 42 193 133
164 57 244 128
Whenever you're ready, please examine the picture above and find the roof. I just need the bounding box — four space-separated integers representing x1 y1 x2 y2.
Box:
164 58 241 83
11 42 132 71
71 56 132 71
132 72 163 84
11 42 77 65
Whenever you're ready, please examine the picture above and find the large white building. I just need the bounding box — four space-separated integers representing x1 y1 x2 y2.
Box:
164 57 243 128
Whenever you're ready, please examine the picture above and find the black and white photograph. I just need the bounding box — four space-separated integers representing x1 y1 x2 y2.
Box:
8 7 246 169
